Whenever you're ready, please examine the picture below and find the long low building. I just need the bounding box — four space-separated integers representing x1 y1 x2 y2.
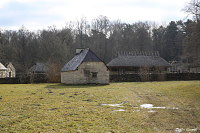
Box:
107 52 170 75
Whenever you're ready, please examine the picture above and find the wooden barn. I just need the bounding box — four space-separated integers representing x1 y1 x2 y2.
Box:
107 52 170 75
61 48 109 84
28 63 48 83
29 63 48 74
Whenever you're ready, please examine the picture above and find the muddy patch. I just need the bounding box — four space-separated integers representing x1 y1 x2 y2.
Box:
30 104 41 106
48 108 59 111
82 99 92 102
64 113 79 116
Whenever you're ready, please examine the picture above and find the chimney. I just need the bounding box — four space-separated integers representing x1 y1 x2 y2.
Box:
76 48 85 54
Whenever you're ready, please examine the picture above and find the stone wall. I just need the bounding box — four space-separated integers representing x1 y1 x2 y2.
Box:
0 70 7 78
30 73 48 83
0 78 19 84
61 62 109 84
0 63 16 78
6 63 16 78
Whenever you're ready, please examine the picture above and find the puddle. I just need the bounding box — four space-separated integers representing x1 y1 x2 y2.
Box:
113 109 125 112
175 128 198 132
147 110 156 113
140 104 178 110
171 107 179 109
101 103 123 107
186 128 198 132
140 104 154 109
133 110 140 112
152 107 166 109
175 128 184 133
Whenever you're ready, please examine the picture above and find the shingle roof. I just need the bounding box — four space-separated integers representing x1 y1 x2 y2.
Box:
61 48 102 72
107 55 170 67
29 63 48 73
0 62 7 70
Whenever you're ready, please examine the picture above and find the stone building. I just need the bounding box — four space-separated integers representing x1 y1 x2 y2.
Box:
0 62 16 78
61 48 109 84
6 62 16 77
28 63 48 83
0 62 7 78
29 63 48 74
168 60 200 73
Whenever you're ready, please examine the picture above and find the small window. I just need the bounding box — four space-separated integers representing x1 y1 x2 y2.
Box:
84 70 90 77
92 72 98 78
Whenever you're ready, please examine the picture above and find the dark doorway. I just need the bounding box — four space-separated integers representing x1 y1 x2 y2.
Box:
9 72 11 77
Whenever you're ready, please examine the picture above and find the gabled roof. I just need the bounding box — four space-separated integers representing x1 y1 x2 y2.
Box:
61 48 102 72
29 63 48 73
107 55 170 67
0 62 7 70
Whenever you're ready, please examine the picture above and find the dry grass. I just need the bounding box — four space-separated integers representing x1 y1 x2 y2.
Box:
0 81 200 132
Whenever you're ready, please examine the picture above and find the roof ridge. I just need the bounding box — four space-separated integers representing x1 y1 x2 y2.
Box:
107 55 170 67
61 48 103 72
117 51 160 57
0 62 7 70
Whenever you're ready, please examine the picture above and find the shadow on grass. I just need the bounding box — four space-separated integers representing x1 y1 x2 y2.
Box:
45 83 109 89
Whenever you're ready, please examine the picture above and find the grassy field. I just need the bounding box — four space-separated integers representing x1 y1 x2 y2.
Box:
0 81 200 132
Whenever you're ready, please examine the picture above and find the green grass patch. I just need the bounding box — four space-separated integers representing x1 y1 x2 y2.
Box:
0 81 200 132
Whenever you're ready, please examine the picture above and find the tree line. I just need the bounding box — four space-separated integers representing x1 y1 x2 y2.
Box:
0 0 199 73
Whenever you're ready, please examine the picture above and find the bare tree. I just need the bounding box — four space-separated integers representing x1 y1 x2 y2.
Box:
46 58 61 83
76 17 90 48
184 0 200 22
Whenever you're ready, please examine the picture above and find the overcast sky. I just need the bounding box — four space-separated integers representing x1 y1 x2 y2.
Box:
0 0 191 31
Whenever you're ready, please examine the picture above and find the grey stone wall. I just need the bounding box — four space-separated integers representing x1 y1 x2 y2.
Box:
0 70 7 78
61 62 109 84
6 63 16 78
0 63 16 78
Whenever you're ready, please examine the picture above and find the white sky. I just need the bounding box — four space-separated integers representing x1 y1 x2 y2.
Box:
0 0 191 31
